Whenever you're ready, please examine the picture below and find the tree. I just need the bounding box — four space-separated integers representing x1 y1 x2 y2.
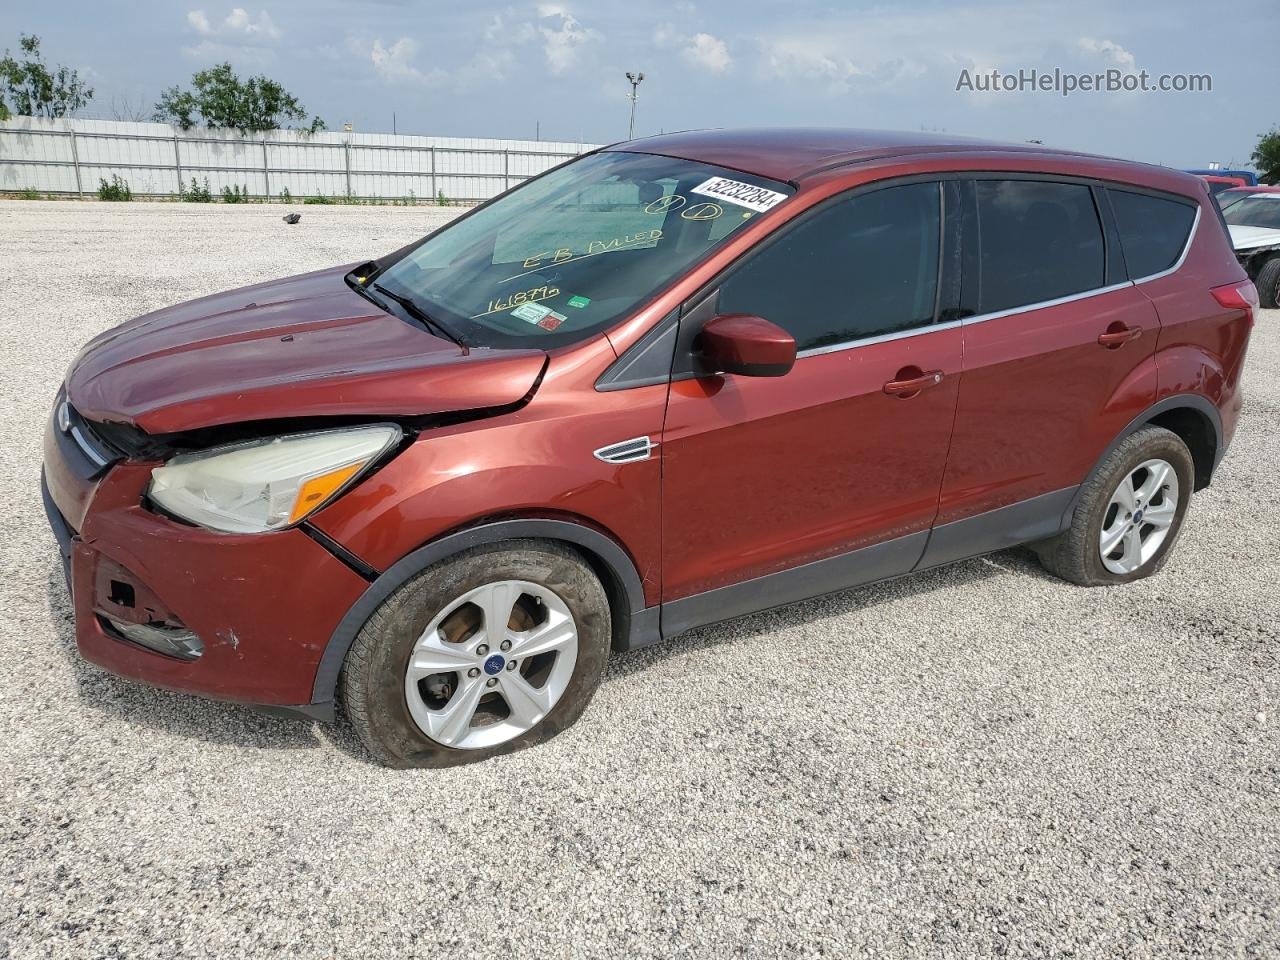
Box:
1253 129 1280 186
0 34 94 118
153 63 324 134
108 93 150 122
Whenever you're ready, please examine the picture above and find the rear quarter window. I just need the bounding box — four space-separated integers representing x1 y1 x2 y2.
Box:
1108 189 1197 279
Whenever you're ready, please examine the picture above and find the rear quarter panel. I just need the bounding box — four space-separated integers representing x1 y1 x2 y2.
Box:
1142 195 1252 450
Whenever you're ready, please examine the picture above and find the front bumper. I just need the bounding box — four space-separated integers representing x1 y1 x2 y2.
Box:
42 472 74 590
42 412 369 720
1237 246 1280 277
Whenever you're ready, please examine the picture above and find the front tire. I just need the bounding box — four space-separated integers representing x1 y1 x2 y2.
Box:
340 541 611 768
1034 426 1194 586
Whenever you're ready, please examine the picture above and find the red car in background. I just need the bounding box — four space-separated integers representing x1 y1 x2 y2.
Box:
1198 174 1248 197
43 129 1256 766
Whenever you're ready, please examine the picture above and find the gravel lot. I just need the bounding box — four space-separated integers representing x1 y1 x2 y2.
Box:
1 199 1277 959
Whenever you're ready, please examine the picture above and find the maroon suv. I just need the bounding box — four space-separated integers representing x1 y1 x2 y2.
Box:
43 129 1256 767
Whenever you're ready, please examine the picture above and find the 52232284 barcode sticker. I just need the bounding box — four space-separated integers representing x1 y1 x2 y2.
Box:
690 177 788 213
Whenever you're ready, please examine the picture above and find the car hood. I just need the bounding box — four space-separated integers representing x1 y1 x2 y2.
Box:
66 266 546 434
1228 224 1280 251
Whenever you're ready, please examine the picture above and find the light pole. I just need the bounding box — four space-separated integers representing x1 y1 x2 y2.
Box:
626 71 645 140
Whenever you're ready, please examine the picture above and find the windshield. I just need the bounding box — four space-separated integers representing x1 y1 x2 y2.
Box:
1216 189 1248 211
1224 197 1280 230
371 151 793 348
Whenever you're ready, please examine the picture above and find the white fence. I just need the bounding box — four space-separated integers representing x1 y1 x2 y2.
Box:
0 118 599 202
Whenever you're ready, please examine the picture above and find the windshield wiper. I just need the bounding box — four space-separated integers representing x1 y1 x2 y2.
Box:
367 282 465 346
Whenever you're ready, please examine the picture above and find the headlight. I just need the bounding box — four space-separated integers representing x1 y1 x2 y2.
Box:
148 424 402 534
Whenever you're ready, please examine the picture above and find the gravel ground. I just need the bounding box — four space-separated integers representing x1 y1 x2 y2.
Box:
1 199 1277 959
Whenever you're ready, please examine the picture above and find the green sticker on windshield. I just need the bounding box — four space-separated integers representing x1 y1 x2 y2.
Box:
567 295 591 309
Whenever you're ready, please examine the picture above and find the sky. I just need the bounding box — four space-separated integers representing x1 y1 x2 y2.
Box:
6 0 1277 168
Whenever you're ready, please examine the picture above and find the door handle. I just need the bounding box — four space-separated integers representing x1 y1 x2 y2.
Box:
1097 324 1143 348
883 369 945 397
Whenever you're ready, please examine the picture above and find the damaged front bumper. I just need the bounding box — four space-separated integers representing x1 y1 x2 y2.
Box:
42 408 369 722
1236 244 1280 277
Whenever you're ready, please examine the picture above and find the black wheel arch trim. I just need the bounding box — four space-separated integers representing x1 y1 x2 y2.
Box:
1066 393 1223 521
309 518 653 708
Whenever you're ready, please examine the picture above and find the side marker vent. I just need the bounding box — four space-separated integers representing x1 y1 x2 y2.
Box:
593 436 656 464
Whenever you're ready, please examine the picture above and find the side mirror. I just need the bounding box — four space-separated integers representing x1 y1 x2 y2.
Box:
696 314 796 378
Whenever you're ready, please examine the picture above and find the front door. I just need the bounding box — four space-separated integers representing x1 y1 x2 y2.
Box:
659 180 963 630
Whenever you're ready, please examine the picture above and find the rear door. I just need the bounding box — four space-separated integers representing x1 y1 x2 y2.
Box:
660 180 963 624
924 175 1160 565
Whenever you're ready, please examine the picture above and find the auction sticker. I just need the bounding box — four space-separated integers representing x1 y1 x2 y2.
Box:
511 302 552 323
690 177 788 213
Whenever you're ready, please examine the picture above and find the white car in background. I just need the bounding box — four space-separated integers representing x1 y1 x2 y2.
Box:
1224 193 1280 308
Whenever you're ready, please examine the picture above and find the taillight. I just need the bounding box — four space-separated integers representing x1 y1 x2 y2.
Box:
1212 280 1259 326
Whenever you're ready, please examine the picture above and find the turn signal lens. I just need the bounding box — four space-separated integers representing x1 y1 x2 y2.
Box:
289 462 364 523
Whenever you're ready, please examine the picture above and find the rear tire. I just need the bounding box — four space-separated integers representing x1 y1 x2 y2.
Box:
340 541 611 768
1254 256 1280 310
1033 426 1194 586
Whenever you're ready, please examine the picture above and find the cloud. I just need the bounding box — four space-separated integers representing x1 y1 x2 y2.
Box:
755 5 1123 98
537 9 600 74
765 39 865 91
482 11 536 45
185 7 281 41
181 40 267 63
456 50 510 88
475 6 596 75
369 37 445 84
226 8 281 39
684 32 730 73
1077 36 1136 69
482 14 505 41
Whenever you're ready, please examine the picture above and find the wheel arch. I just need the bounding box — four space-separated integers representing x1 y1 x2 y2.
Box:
309 517 657 709
1068 394 1223 527
1144 403 1220 490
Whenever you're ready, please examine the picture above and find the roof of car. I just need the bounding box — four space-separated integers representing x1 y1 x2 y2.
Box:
608 127 1098 182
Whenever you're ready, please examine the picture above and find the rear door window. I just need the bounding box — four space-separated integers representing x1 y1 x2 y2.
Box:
973 179 1106 314
715 181 942 352
1108 189 1197 279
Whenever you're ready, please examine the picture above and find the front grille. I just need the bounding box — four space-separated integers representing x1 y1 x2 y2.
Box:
53 392 123 479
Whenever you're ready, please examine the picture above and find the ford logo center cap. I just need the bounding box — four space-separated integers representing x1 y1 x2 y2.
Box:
483 654 506 676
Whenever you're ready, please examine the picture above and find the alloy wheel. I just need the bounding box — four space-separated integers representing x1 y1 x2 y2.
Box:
1099 458 1179 575
403 580 578 750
